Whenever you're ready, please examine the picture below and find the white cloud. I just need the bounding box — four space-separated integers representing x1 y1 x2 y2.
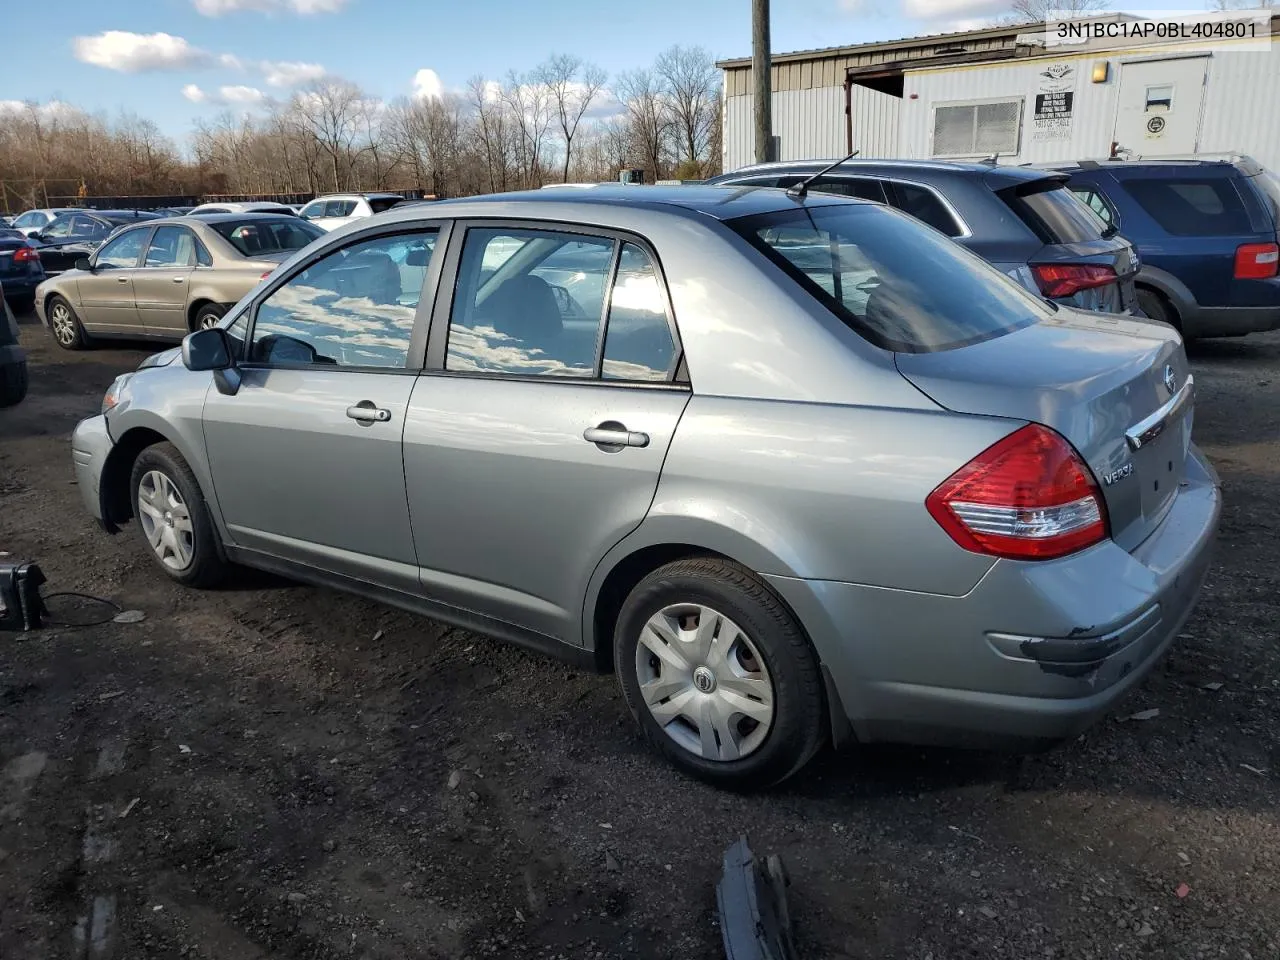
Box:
182 84 267 106
72 31 207 72
193 0 348 14
0 99 77 120
412 68 444 101
902 0 1007 20
261 60 327 87
219 53 245 70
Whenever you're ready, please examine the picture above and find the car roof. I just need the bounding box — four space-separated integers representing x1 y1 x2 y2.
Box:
715 158 1056 187
1039 156 1260 176
168 212 308 225
402 184 858 222
55 209 157 223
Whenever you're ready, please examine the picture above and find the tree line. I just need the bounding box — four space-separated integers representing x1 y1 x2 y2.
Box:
0 45 722 211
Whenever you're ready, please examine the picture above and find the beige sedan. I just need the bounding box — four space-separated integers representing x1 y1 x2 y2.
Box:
35 213 325 350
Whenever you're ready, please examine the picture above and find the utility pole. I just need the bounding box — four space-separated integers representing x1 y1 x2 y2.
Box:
753 0 771 163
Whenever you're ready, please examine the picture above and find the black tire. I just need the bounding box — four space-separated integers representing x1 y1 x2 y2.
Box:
192 302 227 331
1137 287 1180 332
0 361 28 407
614 557 826 789
128 442 227 588
47 295 89 351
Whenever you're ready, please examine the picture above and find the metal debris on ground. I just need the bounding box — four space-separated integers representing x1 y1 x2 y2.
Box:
1240 763 1267 776
118 798 140 819
716 835 798 960
112 610 145 624
1123 708 1161 722
1199 681 1224 691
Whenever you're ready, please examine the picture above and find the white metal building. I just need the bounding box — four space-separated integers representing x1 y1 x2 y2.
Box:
718 16 1280 172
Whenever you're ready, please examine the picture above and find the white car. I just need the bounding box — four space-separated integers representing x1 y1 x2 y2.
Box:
9 208 79 237
299 193 405 231
189 202 299 217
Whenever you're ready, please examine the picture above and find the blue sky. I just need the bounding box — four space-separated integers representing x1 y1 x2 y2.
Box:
2 0 1198 142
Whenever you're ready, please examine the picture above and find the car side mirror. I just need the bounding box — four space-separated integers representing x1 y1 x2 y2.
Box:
183 327 241 395
75 258 93 272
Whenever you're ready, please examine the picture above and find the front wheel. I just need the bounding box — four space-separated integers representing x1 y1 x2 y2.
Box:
614 557 827 789
129 442 227 588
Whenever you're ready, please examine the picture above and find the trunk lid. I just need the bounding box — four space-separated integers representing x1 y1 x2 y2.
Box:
896 310 1193 552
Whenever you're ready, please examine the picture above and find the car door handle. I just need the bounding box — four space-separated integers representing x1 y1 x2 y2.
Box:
346 401 392 423
116 276 129 283
172 276 186 283
584 423 649 449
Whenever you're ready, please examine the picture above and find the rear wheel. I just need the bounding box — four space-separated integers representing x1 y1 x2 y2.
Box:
615 557 826 789
193 302 226 331
48 296 89 350
129 442 228 588
1137 287 1180 332
0 361 28 407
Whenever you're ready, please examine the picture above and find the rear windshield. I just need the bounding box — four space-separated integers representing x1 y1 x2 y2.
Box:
732 204 1049 353
1121 177 1252 236
211 218 324 257
368 197 402 213
1004 182 1106 244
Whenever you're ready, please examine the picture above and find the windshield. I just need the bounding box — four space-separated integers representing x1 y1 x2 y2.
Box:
1004 182 1108 243
731 203 1050 353
212 218 324 257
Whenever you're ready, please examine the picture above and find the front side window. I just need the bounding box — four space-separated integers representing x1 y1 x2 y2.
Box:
43 216 74 239
300 200 326 219
446 228 615 377
145 226 196 267
733 203 1049 353
211 218 323 257
95 229 148 269
249 230 437 368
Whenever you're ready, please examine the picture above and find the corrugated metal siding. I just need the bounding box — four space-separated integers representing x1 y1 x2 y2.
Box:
724 87 849 171
1197 46 1280 166
851 87 901 158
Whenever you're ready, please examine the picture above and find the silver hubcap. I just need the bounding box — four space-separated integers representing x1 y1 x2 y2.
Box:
635 604 775 762
137 470 195 571
199 312 220 330
50 303 76 345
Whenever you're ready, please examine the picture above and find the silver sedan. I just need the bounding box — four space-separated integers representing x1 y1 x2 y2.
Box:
68 185 1220 788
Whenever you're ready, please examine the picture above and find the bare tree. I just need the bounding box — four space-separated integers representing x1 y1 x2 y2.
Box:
615 69 671 182
654 46 720 178
541 54 607 183
501 69 553 187
1003 0 1111 23
294 78 364 192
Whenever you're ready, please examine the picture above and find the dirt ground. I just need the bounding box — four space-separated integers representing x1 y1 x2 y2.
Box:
1 312 1277 960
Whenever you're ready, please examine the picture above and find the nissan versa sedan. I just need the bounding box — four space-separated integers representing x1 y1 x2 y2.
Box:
36 213 325 349
68 185 1220 788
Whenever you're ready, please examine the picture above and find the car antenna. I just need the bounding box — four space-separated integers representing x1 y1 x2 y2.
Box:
787 150 860 199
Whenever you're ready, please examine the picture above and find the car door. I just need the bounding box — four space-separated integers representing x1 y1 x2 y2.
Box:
134 224 197 336
75 226 147 334
201 225 442 589
403 223 692 644
32 215 80 273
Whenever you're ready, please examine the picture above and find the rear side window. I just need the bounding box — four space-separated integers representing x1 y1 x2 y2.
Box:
889 183 963 237
733 204 1049 353
1070 187 1116 227
1122 177 1252 236
1251 171 1280 228
212 218 324 256
1004 182 1106 243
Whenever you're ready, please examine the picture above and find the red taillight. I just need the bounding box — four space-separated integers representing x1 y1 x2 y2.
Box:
13 246 39 263
926 424 1108 561
260 271 274 280
1233 242 1279 280
1031 263 1117 298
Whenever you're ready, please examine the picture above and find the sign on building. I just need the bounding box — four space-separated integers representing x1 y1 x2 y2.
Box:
1032 63 1075 143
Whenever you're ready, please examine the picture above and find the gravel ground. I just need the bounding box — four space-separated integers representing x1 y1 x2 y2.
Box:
1 314 1277 960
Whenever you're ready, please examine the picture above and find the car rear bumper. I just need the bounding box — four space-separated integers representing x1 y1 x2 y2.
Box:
1 276 43 298
71 414 114 524
1186 305 1280 338
767 443 1221 750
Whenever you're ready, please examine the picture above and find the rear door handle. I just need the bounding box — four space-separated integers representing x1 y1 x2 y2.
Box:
116 276 129 283
584 422 649 449
346 401 392 424
172 276 186 283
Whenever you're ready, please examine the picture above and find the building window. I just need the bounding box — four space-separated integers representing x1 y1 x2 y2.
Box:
931 99 1023 158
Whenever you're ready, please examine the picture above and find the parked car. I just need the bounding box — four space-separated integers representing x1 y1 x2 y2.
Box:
9 207 80 238
189 202 299 217
0 284 28 406
1050 156 1280 338
28 210 160 275
35 213 324 350
0 227 48 313
709 160 1143 315
67 185 1219 787
157 206 196 217
299 193 405 231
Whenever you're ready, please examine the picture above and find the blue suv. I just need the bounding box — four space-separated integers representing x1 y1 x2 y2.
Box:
1054 157 1280 338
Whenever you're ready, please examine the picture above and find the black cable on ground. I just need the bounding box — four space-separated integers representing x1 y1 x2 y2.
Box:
39 591 123 628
